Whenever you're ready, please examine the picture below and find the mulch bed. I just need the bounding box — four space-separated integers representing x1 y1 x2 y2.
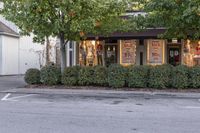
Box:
25 85 200 93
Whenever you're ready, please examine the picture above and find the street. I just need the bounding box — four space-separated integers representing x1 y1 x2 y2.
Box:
0 76 200 133
0 91 200 133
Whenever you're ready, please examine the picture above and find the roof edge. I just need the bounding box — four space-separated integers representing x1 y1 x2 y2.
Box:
0 32 20 38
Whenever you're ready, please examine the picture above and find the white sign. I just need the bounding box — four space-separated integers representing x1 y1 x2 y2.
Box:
148 40 164 64
120 40 137 65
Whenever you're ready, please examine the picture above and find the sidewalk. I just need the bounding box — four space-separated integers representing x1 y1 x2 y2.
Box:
1 87 200 99
0 75 26 91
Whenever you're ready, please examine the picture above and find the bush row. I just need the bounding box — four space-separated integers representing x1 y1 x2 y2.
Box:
25 64 200 89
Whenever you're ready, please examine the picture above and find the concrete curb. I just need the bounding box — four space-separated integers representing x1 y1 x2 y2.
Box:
1 88 200 99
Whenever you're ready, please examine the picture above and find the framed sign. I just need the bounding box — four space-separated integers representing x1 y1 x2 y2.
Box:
147 40 165 65
120 40 137 65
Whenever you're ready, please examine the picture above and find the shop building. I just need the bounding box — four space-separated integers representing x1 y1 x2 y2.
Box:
77 28 200 67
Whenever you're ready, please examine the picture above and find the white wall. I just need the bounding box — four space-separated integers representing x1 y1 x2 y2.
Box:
19 35 44 74
1 35 19 75
0 36 2 75
0 34 46 75
0 16 45 75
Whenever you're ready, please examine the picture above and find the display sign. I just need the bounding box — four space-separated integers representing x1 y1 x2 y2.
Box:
194 41 200 59
120 40 137 65
148 40 164 64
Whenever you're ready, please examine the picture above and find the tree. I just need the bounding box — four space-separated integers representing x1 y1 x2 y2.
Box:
133 0 200 39
1 0 132 71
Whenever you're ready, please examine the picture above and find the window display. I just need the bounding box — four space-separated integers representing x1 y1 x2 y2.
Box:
105 45 118 66
168 47 180 66
96 41 103 65
147 40 165 65
183 40 200 66
120 40 137 65
79 40 103 66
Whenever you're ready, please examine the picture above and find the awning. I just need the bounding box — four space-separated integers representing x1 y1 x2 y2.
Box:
87 28 166 40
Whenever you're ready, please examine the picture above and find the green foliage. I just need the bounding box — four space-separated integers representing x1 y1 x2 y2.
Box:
188 66 200 88
78 67 95 86
93 66 108 86
107 64 126 88
127 65 150 88
40 65 61 85
24 68 41 85
137 0 200 39
0 0 133 71
171 65 189 89
24 65 200 89
148 65 173 89
62 66 80 86
0 0 130 42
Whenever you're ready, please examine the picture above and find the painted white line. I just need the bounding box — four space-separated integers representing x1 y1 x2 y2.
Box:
1 93 11 101
8 94 36 101
1 93 36 101
184 106 200 109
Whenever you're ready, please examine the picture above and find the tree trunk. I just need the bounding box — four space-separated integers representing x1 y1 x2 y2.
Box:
46 37 50 65
60 33 66 72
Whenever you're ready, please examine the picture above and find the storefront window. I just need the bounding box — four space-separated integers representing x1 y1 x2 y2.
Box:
183 40 200 66
79 40 103 66
120 40 137 65
147 39 165 65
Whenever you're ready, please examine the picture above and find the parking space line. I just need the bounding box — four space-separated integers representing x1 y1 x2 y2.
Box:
1 93 11 101
1 93 36 101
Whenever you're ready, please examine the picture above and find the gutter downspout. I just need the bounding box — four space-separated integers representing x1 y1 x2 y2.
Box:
18 36 20 75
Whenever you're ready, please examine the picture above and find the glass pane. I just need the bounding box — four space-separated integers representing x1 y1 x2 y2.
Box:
69 51 73 66
69 41 73 49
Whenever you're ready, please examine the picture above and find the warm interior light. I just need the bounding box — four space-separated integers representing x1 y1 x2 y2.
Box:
80 31 85 37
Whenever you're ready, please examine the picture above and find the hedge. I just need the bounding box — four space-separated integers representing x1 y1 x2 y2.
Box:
78 67 95 86
93 66 108 86
127 65 150 88
148 64 172 88
40 65 61 85
107 64 127 88
62 66 80 86
171 65 189 89
25 64 200 89
24 68 41 85
189 66 200 88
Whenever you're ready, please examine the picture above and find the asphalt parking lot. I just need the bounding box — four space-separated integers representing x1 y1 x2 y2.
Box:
0 91 200 133
0 76 200 133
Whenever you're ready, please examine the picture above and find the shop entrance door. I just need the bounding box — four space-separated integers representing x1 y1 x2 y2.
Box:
168 46 181 66
105 45 118 67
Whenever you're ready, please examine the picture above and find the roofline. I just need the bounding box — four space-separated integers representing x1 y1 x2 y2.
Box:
0 32 20 38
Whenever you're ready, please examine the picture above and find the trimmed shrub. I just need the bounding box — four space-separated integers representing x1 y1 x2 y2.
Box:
189 66 200 88
78 67 95 86
24 68 41 85
93 66 108 86
40 65 61 85
171 65 189 89
107 64 126 88
148 64 173 88
62 66 80 86
128 65 150 88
